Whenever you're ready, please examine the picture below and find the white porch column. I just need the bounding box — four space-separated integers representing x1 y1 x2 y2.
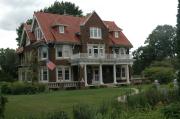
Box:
126 64 130 84
99 64 103 85
113 64 117 84
84 64 88 86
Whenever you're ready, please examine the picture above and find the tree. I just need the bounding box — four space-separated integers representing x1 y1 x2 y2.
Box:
0 48 18 82
16 1 83 46
176 0 180 91
133 25 176 75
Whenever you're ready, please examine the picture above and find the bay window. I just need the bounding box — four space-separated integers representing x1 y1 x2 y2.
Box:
87 44 105 57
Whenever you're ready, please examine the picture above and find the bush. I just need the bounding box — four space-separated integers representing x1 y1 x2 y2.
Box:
0 95 8 119
0 82 46 95
143 67 175 84
44 110 69 119
73 104 96 119
162 102 180 119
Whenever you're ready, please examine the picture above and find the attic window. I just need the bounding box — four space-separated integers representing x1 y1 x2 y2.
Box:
59 26 64 33
114 31 119 38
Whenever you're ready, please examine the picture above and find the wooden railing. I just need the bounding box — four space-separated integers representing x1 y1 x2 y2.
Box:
48 81 84 89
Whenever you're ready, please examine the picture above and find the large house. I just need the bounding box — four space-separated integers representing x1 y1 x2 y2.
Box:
16 11 134 88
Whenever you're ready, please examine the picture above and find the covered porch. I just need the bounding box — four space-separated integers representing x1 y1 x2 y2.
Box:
71 63 131 86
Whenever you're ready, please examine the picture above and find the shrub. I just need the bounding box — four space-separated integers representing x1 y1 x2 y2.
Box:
0 82 46 95
143 66 175 84
73 103 96 119
162 102 180 119
44 110 69 119
0 95 8 119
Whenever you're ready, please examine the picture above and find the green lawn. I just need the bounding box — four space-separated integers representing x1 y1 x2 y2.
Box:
5 87 131 119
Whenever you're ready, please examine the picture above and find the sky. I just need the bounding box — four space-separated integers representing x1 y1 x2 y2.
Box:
0 0 178 51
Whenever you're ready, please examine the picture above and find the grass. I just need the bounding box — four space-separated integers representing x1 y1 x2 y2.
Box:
5 87 131 119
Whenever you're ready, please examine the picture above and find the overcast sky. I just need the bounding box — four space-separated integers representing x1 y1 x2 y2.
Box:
0 0 178 51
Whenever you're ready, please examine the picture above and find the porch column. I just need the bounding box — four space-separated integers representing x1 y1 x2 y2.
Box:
126 64 130 84
113 64 117 84
99 64 103 85
84 64 88 86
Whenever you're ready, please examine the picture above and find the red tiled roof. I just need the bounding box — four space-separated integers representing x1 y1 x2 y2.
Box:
109 31 133 48
103 21 122 31
24 24 36 42
33 12 132 47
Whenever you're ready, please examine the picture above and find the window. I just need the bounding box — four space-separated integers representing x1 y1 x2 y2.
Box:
40 67 48 82
120 48 125 55
90 27 102 39
56 45 71 59
59 26 64 33
35 27 42 40
39 47 48 60
56 67 71 81
56 47 62 58
88 48 92 56
57 68 63 81
121 67 126 78
65 68 70 80
87 44 105 58
114 31 119 38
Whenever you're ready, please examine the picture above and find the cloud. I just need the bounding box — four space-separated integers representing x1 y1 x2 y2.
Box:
0 0 44 31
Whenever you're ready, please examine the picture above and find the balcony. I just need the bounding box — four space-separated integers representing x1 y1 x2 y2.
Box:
70 53 134 65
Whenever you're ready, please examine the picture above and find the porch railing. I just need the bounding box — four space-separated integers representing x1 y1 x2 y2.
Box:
71 53 133 60
48 81 84 89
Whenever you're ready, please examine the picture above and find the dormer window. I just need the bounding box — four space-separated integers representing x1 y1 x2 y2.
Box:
90 27 102 39
59 26 64 33
114 31 119 38
35 27 42 40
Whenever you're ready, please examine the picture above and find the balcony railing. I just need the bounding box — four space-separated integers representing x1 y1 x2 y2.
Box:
71 53 133 60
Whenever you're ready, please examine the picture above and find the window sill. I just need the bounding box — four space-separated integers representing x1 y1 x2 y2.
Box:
90 37 102 39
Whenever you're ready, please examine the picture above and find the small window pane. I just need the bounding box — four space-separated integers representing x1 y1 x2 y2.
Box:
59 26 64 33
115 32 119 38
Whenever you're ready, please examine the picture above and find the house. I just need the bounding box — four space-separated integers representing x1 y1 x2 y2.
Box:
16 11 134 88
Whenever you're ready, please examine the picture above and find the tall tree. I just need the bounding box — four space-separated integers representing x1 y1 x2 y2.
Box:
0 48 18 82
176 0 180 90
133 25 176 75
16 1 83 46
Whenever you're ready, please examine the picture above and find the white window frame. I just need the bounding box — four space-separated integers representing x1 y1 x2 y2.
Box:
90 27 102 39
38 47 48 60
87 44 105 58
35 27 42 40
114 31 119 38
56 45 72 59
40 67 49 83
56 66 71 82
59 26 64 33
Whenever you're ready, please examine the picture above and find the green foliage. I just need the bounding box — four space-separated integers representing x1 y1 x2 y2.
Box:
177 0 180 93
162 102 180 119
143 66 175 84
0 48 18 81
43 1 83 16
73 103 96 119
0 95 8 119
0 82 46 95
133 25 176 75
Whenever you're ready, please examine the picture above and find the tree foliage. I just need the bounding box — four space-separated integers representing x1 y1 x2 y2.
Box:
176 0 180 92
16 1 83 46
0 48 18 82
133 25 176 74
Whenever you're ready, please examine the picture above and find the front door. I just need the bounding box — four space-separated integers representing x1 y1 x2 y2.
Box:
93 68 99 84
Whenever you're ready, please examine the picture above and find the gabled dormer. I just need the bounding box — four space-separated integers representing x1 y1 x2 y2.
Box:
51 23 68 34
31 14 44 41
